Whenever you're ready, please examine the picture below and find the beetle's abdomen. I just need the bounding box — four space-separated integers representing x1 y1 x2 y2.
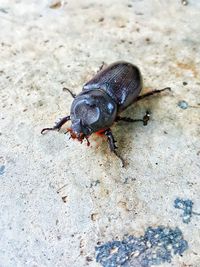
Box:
83 61 142 111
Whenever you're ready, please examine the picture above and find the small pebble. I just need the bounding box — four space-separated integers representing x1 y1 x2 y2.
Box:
178 100 188 109
181 0 188 5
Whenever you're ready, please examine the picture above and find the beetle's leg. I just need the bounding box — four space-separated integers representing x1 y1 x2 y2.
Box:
85 136 90 147
116 116 143 123
63 87 76 98
136 87 171 101
41 115 70 134
116 111 150 126
142 111 150 125
104 128 125 167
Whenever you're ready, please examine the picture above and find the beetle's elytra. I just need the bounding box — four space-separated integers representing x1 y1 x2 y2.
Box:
41 61 170 167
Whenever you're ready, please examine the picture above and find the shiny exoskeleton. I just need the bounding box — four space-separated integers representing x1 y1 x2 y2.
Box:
41 61 170 167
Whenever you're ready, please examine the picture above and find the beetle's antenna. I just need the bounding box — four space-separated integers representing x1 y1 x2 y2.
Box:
63 88 76 98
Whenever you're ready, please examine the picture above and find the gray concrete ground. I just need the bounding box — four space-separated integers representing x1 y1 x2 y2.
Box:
0 0 200 266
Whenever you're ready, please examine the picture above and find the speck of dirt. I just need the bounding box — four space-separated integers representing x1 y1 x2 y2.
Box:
86 256 93 262
183 81 188 86
181 0 188 6
96 226 188 267
61 196 68 203
135 12 144 16
98 17 104 22
49 1 62 9
91 213 98 221
90 180 100 188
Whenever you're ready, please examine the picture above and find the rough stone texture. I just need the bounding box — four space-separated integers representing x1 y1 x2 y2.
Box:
0 0 200 267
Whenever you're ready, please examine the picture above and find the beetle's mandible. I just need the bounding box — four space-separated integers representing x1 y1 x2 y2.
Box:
41 61 170 167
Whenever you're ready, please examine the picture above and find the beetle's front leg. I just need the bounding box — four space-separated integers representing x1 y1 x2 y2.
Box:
104 128 125 167
41 115 70 134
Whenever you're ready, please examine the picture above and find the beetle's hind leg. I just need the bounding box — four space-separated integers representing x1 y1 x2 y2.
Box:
136 87 171 101
116 111 150 126
104 128 125 167
63 88 76 98
41 115 70 134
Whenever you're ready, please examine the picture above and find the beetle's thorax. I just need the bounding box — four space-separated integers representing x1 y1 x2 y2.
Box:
70 89 117 137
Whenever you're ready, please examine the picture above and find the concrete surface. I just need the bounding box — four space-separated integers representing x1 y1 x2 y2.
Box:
0 0 200 266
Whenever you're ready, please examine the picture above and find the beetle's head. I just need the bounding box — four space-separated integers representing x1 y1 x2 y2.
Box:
68 118 91 143
69 90 117 143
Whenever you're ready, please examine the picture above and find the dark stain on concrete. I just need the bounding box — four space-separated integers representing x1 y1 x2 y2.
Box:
0 165 5 175
96 226 188 267
174 198 200 224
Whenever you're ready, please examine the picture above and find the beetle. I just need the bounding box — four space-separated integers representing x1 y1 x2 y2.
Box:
41 61 170 167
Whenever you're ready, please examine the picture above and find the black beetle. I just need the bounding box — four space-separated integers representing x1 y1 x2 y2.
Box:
41 61 170 166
